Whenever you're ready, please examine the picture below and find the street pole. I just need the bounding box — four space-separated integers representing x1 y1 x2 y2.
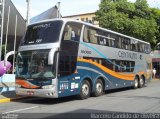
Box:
12 15 17 74
0 0 5 61
26 0 30 26
57 2 61 18
4 6 10 66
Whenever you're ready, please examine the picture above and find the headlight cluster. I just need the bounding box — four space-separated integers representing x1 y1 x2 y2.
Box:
15 84 21 88
42 85 55 89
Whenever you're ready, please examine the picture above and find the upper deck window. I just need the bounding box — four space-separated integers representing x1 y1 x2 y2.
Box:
130 39 138 52
83 26 98 44
63 22 82 42
121 37 130 50
21 21 63 45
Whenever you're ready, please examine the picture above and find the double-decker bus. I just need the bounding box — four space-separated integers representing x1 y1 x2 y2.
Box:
15 19 152 99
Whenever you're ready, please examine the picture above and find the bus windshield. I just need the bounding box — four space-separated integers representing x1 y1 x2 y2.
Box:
21 21 63 45
16 50 55 79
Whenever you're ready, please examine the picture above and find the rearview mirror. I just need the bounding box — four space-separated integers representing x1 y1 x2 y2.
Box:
48 48 58 65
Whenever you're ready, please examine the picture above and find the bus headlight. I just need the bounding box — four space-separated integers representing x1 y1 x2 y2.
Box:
42 85 55 89
15 84 21 88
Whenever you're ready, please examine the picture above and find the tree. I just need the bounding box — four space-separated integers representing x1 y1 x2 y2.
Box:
151 8 160 47
96 0 160 48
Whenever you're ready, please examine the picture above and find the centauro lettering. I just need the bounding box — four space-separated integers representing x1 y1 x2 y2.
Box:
118 51 137 60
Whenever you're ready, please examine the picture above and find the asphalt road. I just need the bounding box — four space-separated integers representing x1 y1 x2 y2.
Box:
0 79 160 118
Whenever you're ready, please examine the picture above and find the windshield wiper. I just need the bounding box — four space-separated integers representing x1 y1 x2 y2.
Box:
32 77 54 80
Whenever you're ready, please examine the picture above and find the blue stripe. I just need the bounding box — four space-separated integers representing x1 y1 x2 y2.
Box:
80 42 142 69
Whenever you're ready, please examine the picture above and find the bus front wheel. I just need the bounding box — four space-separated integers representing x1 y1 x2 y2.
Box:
78 80 91 100
133 77 139 89
92 79 104 97
138 76 145 88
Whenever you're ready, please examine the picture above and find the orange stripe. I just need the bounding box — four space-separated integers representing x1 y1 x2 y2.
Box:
16 79 39 89
78 58 135 80
138 72 145 75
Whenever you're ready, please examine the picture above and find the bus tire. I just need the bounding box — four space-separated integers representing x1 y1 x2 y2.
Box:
133 76 139 89
78 80 91 100
138 76 145 88
92 79 104 97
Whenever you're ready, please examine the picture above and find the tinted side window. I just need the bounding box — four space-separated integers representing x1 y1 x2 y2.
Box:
114 60 135 72
97 30 111 46
58 56 77 76
138 43 151 54
83 26 98 44
145 44 151 54
63 22 82 42
59 22 82 77
130 39 138 52
83 57 135 72
110 34 119 48
121 38 130 50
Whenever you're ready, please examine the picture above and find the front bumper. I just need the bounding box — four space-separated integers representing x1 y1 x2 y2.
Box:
15 88 58 98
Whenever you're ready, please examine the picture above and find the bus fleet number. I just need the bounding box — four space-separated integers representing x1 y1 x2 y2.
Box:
81 50 92 54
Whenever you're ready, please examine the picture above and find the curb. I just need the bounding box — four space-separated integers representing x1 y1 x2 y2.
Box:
152 79 160 81
0 96 28 103
0 98 11 103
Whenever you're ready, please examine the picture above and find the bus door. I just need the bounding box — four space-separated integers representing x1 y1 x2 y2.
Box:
58 22 83 96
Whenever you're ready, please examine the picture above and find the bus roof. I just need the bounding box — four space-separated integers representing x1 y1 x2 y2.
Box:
29 18 150 45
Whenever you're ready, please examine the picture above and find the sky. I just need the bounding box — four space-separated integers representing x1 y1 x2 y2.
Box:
11 0 160 19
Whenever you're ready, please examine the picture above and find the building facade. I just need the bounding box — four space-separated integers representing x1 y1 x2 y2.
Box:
63 12 99 27
151 44 160 78
0 0 26 60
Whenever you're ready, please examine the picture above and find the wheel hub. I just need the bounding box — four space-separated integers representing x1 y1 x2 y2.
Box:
96 83 102 94
135 79 138 87
140 78 144 85
82 84 89 96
